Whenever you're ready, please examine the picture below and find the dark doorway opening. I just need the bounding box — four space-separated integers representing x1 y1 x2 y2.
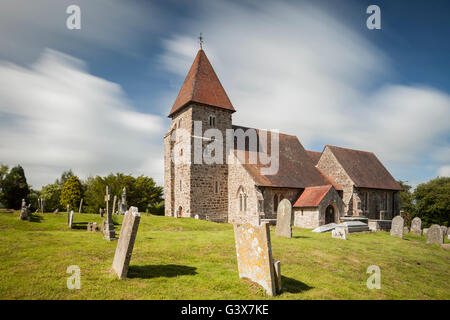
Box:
325 205 335 224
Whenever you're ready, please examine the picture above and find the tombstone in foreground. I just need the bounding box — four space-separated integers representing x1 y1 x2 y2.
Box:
390 215 404 239
426 224 444 244
275 199 293 238
103 186 116 241
233 222 281 296
19 199 30 221
410 217 422 236
68 210 74 229
332 225 347 240
112 207 141 279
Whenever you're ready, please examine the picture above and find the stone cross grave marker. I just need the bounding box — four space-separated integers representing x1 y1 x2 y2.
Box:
275 199 293 238
427 224 444 244
103 186 116 241
332 225 347 240
112 207 141 279
69 210 74 229
410 217 422 236
390 215 404 239
233 222 281 296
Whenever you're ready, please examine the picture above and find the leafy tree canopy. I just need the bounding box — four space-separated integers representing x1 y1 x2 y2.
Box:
414 177 450 227
60 175 83 210
1 165 30 209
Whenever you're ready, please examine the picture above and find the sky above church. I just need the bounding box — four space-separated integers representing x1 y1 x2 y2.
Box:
0 0 449 189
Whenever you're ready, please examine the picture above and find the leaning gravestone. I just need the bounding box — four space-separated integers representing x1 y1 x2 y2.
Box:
403 227 410 234
19 199 30 221
332 226 347 240
112 207 141 279
233 222 281 296
103 186 116 241
410 217 422 236
390 215 404 239
68 210 74 229
275 199 293 238
426 224 444 244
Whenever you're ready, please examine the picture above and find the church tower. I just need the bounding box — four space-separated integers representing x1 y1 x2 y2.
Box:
164 48 235 221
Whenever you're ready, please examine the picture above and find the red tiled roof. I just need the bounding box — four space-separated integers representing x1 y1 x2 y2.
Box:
293 185 333 208
306 150 322 165
326 145 402 191
232 125 330 188
168 49 235 117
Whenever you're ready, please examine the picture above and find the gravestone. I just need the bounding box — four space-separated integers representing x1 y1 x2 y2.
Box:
233 222 280 296
19 199 30 221
426 224 444 244
332 226 347 240
103 186 116 241
112 207 141 279
410 217 422 236
119 187 128 215
390 215 404 239
53 209 59 215
66 204 70 225
194 214 199 219
112 195 117 215
87 222 93 232
403 227 410 234
92 222 97 231
99 208 104 217
275 199 293 238
312 223 337 233
68 210 74 229
440 226 448 238
78 198 83 213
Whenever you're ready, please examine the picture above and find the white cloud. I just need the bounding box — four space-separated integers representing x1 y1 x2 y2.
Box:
161 0 450 182
0 49 165 188
438 165 450 177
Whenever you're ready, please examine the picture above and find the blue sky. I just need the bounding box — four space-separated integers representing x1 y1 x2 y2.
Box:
0 0 449 188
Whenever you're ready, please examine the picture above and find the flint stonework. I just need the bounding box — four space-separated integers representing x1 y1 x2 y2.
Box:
112 207 141 279
233 222 279 296
275 199 293 238
411 217 422 236
426 224 444 244
390 215 404 239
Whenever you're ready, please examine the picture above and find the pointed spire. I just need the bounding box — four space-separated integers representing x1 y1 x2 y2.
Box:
168 49 235 117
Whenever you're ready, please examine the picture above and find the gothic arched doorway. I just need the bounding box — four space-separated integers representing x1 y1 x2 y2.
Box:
325 205 335 224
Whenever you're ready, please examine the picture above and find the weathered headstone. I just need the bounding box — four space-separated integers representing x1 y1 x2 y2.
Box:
87 222 93 232
410 217 422 236
68 210 74 229
119 187 128 215
103 186 116 241
390 215 404 239
112 207 141 279
112 195 117 215
233 222 280 296
99 208 104 217
275 199 293 238
403 227 410 234
92 222 97 231
78 198 83 213
41 198 45 214
426 224 444 244
332 225 347 240
19 199 30 221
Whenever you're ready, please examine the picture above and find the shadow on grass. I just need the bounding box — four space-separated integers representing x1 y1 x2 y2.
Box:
127 264 197 279
281 276 313 294
292 235 310 239
71 222 88 230
29 214 43 223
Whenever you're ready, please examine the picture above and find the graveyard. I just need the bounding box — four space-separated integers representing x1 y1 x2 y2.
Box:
0 210 449 300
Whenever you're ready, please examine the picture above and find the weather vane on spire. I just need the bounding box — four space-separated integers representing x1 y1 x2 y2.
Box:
199 32 204 49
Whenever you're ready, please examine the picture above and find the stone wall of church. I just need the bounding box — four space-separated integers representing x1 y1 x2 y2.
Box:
262 188 302 220
352 188 400 219
228 153 260 225
317 147 355 215
294 208 320 228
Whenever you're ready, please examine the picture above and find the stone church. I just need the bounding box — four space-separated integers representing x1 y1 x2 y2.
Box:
164 48 402 228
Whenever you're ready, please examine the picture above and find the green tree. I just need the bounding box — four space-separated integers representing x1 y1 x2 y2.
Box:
41 183 63 211
55 169 74 186
133 175 163 212
2 165 30 209
0 164 9 204
397 180 415 226
414 177 450 227
84 175 107 214
60 176 83 209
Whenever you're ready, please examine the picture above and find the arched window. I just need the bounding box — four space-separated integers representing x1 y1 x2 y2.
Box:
237 186 247 212
209 115 216 127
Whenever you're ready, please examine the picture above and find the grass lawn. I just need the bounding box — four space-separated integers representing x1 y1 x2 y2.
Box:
0 211 449 300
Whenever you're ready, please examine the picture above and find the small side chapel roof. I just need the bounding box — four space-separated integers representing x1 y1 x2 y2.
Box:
168 49 235 117
325 145 402 191
293 185 333 208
